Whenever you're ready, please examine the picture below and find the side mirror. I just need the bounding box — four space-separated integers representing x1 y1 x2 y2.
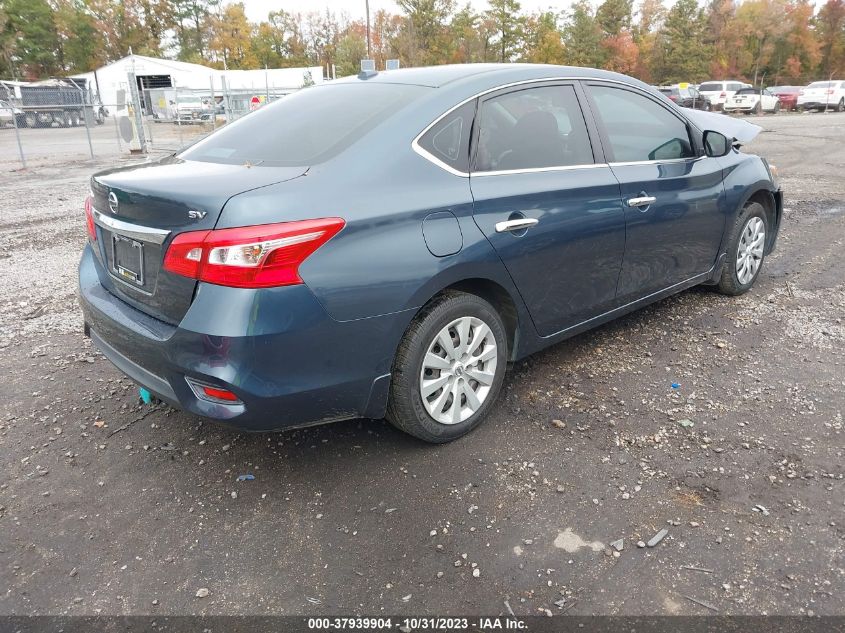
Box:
703 130 731 157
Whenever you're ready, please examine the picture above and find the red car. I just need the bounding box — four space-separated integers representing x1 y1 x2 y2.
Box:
768 86 802 111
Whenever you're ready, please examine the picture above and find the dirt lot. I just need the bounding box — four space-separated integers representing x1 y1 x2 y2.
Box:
0 112 843 617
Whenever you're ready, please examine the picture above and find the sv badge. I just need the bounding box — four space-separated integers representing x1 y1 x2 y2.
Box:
188 209 207 220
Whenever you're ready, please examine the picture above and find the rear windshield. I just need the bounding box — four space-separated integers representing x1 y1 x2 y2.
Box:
735 88 758 95
658 88 677 95
179 83 426 166
698 83 722 92
807 81 834 89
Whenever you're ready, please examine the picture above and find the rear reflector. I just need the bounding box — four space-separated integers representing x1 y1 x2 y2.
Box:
201 386 239 401
163 218 345 288
186 377 241 403
84 195 96 242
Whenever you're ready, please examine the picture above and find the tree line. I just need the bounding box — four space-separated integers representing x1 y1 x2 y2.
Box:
1 0 843 86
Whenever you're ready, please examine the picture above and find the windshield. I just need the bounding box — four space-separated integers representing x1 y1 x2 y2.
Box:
698 83 722 92
179 83 426 167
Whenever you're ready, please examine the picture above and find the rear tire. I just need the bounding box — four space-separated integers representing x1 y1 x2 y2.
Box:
837 98 844 113
717 202 769 296
773 101 780 114
386 291 508 443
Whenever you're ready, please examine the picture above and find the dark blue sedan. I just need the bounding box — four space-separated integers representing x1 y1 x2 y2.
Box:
78 64 782 443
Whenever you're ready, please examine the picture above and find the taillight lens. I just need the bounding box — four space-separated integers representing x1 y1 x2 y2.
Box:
720 91 727 98
84 195 96 242
827 89 835 95
668 95 677 101
163 218 345 288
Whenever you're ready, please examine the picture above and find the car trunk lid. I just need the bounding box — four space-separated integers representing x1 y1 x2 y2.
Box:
90 157 307 323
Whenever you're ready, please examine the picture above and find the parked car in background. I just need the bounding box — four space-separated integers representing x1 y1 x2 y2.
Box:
724 88 781 114
797 80 845 112
657 84 711 110
79 64 782 443
173 94 212 124
0 99 24 127
698 80 752 111
768 86 802 111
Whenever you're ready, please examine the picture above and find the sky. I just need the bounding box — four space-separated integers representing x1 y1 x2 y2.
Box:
241 0 567 22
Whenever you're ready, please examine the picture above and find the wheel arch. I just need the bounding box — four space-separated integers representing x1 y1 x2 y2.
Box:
743 188 779 254
440 277 521 361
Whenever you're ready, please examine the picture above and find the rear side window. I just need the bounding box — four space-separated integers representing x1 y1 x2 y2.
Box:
728 83 743 91
588 85 695 163
179 83 426 166
473 84 594 172
417 101 475 173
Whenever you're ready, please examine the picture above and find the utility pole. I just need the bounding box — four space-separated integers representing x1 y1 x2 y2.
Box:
365 0 372 59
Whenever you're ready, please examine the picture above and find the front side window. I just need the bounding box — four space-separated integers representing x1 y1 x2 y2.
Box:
473 85 594 173
588 85 695 163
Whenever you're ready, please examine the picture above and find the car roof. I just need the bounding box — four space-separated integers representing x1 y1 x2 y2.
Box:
331 63 649 90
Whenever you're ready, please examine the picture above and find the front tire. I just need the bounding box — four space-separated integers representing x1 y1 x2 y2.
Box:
717 202 768 296
386 291 508 443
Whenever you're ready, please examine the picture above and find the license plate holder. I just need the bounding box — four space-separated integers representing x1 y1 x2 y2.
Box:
112 234 144 286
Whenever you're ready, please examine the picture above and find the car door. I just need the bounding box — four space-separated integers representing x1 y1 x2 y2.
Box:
583 82 727 301
469 82 626 337
762 89 775 110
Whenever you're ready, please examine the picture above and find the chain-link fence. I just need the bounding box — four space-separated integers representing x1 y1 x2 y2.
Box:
0 73 303 173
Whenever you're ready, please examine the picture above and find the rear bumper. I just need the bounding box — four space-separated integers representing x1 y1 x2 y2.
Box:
724 102 757 112
78 244 408 431
797 101 835 109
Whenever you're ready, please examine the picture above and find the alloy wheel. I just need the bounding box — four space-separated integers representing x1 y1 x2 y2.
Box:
736 216 765 285
419 316 498 425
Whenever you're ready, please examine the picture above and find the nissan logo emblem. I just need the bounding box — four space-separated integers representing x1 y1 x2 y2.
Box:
108 191 118 214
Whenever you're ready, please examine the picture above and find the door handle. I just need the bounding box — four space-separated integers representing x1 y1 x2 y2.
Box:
495 218 539 233
627 196 656 207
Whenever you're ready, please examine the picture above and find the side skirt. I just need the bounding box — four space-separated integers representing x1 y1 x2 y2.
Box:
526 267 717 354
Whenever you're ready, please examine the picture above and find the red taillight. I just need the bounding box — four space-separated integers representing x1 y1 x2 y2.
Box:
668 95 678 101
163 218 345 288
827 89 835 95
84 195 96 242
720 91 727 98
201 385 239 401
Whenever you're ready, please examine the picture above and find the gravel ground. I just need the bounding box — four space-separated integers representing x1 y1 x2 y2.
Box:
0 112 843 617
